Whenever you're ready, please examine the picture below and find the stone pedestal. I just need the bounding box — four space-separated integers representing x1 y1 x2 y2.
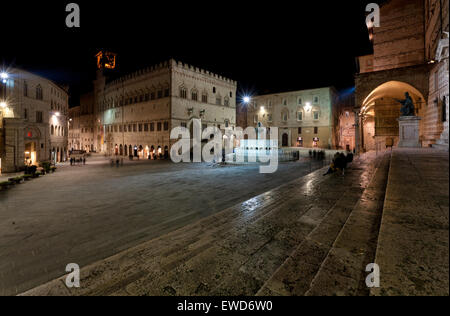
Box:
398 116 421 148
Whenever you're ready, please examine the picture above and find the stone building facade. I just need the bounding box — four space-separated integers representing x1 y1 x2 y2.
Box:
355 0 449 152
0 68 69 173
246 87 339 149
334 91 357 152
69 59 237 158
68 92 95 152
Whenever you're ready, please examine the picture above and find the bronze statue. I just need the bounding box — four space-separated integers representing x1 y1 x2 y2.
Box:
395 92 416 116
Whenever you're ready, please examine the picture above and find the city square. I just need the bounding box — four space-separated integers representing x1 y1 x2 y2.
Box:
0 0 449 301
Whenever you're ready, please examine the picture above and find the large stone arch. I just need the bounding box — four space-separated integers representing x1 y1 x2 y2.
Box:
354 64 431 152
355 64 430 109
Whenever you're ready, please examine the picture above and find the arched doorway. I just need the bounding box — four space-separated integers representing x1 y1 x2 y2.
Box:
124 144 128 156
360 81 426 151
282 133 289 147
24 127 41 166
119 144 123 156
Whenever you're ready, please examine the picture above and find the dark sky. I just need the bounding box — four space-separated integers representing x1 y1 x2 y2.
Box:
1 1 374 106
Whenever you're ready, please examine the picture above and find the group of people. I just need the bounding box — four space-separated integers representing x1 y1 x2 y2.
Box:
70 157 86 166
323 152 354 176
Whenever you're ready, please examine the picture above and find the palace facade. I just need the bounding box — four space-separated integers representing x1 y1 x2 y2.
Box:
245 87 339 149
69 58 237 159
0 68 69 173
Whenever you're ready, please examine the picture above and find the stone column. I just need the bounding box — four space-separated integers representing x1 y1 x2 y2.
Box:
397 116 422 148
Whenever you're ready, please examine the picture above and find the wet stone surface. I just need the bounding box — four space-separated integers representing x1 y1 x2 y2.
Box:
19 153 381 296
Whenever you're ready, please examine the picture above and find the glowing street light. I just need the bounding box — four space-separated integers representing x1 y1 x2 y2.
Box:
243 96 251 104
305 102 312 112
1 72 8 84
0 101 7 108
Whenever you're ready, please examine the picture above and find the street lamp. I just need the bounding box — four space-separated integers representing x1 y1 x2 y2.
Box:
305 102 312 112
243 96 251 104
0 101 7 108
1 72 8 84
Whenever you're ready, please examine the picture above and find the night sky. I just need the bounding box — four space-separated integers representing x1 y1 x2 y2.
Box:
1 1 374 106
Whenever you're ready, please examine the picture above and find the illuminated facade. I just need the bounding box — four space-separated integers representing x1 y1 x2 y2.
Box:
246 87 339 149
355 0 449 152
0 68 69 173
69 59 237 158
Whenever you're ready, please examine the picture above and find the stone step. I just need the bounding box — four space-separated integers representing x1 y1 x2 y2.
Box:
255 154 386 296
305 152 391 296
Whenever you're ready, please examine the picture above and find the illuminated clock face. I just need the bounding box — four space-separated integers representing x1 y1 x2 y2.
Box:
96 51 116 69
104 53 116 69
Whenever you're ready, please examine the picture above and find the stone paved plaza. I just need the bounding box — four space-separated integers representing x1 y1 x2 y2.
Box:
0 155 327 295
2 149 448 296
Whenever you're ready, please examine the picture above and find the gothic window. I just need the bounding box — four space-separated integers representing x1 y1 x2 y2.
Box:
51 125 54 135
216 96 222 105
157 89 163 99
150 122 155 131
164 121 169 131
202 93 208 103
180 87 187 99
191 90 198 101
157 122 162 131
297 111 303 121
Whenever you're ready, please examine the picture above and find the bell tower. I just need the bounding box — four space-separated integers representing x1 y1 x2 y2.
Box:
95 50 117 71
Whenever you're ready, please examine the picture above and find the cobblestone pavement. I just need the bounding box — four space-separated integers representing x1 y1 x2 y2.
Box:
0 155 327 295
20 152 386 296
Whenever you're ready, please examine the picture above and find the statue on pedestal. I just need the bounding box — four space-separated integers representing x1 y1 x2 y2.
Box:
395 92 416 116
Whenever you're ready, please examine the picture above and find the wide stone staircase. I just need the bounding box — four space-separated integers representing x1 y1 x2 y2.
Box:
22 150 396 296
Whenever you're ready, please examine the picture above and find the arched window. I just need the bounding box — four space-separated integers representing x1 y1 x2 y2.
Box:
51 125 54 135
202 92 208 103
191 89 198 101
36 85 43 100
180 86 187 99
